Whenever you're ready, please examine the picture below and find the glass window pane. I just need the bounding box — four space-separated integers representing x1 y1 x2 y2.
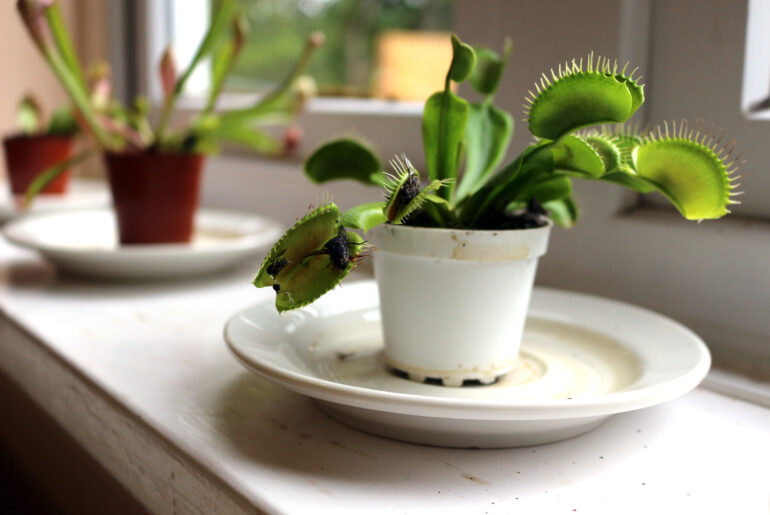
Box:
222 0 454 100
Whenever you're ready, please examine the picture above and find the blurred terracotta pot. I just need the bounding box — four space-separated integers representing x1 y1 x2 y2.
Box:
104 151 205 245
3 134 74 195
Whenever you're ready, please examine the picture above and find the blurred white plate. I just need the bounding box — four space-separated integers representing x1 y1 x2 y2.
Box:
225 281 711 448
3 208 282 280
0 179 109 223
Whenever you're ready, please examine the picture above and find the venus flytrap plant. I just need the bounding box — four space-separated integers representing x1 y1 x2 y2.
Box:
254 35 743 312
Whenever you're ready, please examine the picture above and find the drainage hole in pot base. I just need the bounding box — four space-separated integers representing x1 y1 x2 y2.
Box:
387 366 503 388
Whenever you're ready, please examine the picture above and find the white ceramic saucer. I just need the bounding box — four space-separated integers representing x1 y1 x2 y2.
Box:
3 208 283 280
0 179 109 223
225 281 711 448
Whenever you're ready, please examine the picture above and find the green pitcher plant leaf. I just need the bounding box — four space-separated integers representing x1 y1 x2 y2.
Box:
304 139 386 187
44 2 86 90
205 12 248 114
253 202 366 312
214 124 281 155
24 149 92 207
219 33 324 128
17 95 42 135
156 0 236 139
17 0 316 155
525 53 644 140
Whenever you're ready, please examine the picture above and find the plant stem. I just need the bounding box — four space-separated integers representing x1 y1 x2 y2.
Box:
218 32 324 126
155 0 236 144
44 3 86 90
247 34 322 112
43 46 111 148
24 149 92 206
435 71 453 201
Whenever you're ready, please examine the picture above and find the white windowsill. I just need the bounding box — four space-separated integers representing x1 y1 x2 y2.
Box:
175 93 425 117
0 234 768 514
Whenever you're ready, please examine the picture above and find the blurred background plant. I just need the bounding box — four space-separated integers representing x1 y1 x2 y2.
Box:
15 0 324 201
225 0 454 100
17 0 322 156
13 94 78 138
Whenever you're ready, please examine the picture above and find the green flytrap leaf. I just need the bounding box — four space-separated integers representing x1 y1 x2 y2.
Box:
449 35 477 82
525 53 644 140
156 0 236 140
583 134 622 172
458 39 513 200
460 99 514 200
531 174 572 203
206 12 248 113
600 170 657 193
219 33 324 128
254 202 364 312
422 34 475 200
632 122 741 220
573 126 656 193
550 135 605 177
304 139 385 187
383 155 450 223
459 139 551 225
422 91 468 195
340 202 387 232
471 46 505 96
543 197 579 228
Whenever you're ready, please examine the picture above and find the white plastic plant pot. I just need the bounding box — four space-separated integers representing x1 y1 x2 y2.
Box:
369 222 551 387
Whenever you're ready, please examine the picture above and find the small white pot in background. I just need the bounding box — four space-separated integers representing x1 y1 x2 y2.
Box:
369 223 551 386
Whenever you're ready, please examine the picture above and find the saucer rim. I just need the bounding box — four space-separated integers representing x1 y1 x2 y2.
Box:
224 282 711 421
2 207 283 257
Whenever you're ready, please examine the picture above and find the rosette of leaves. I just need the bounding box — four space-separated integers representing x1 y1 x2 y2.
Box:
17 0 323 201
254 35 743 311
15 94 78 138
